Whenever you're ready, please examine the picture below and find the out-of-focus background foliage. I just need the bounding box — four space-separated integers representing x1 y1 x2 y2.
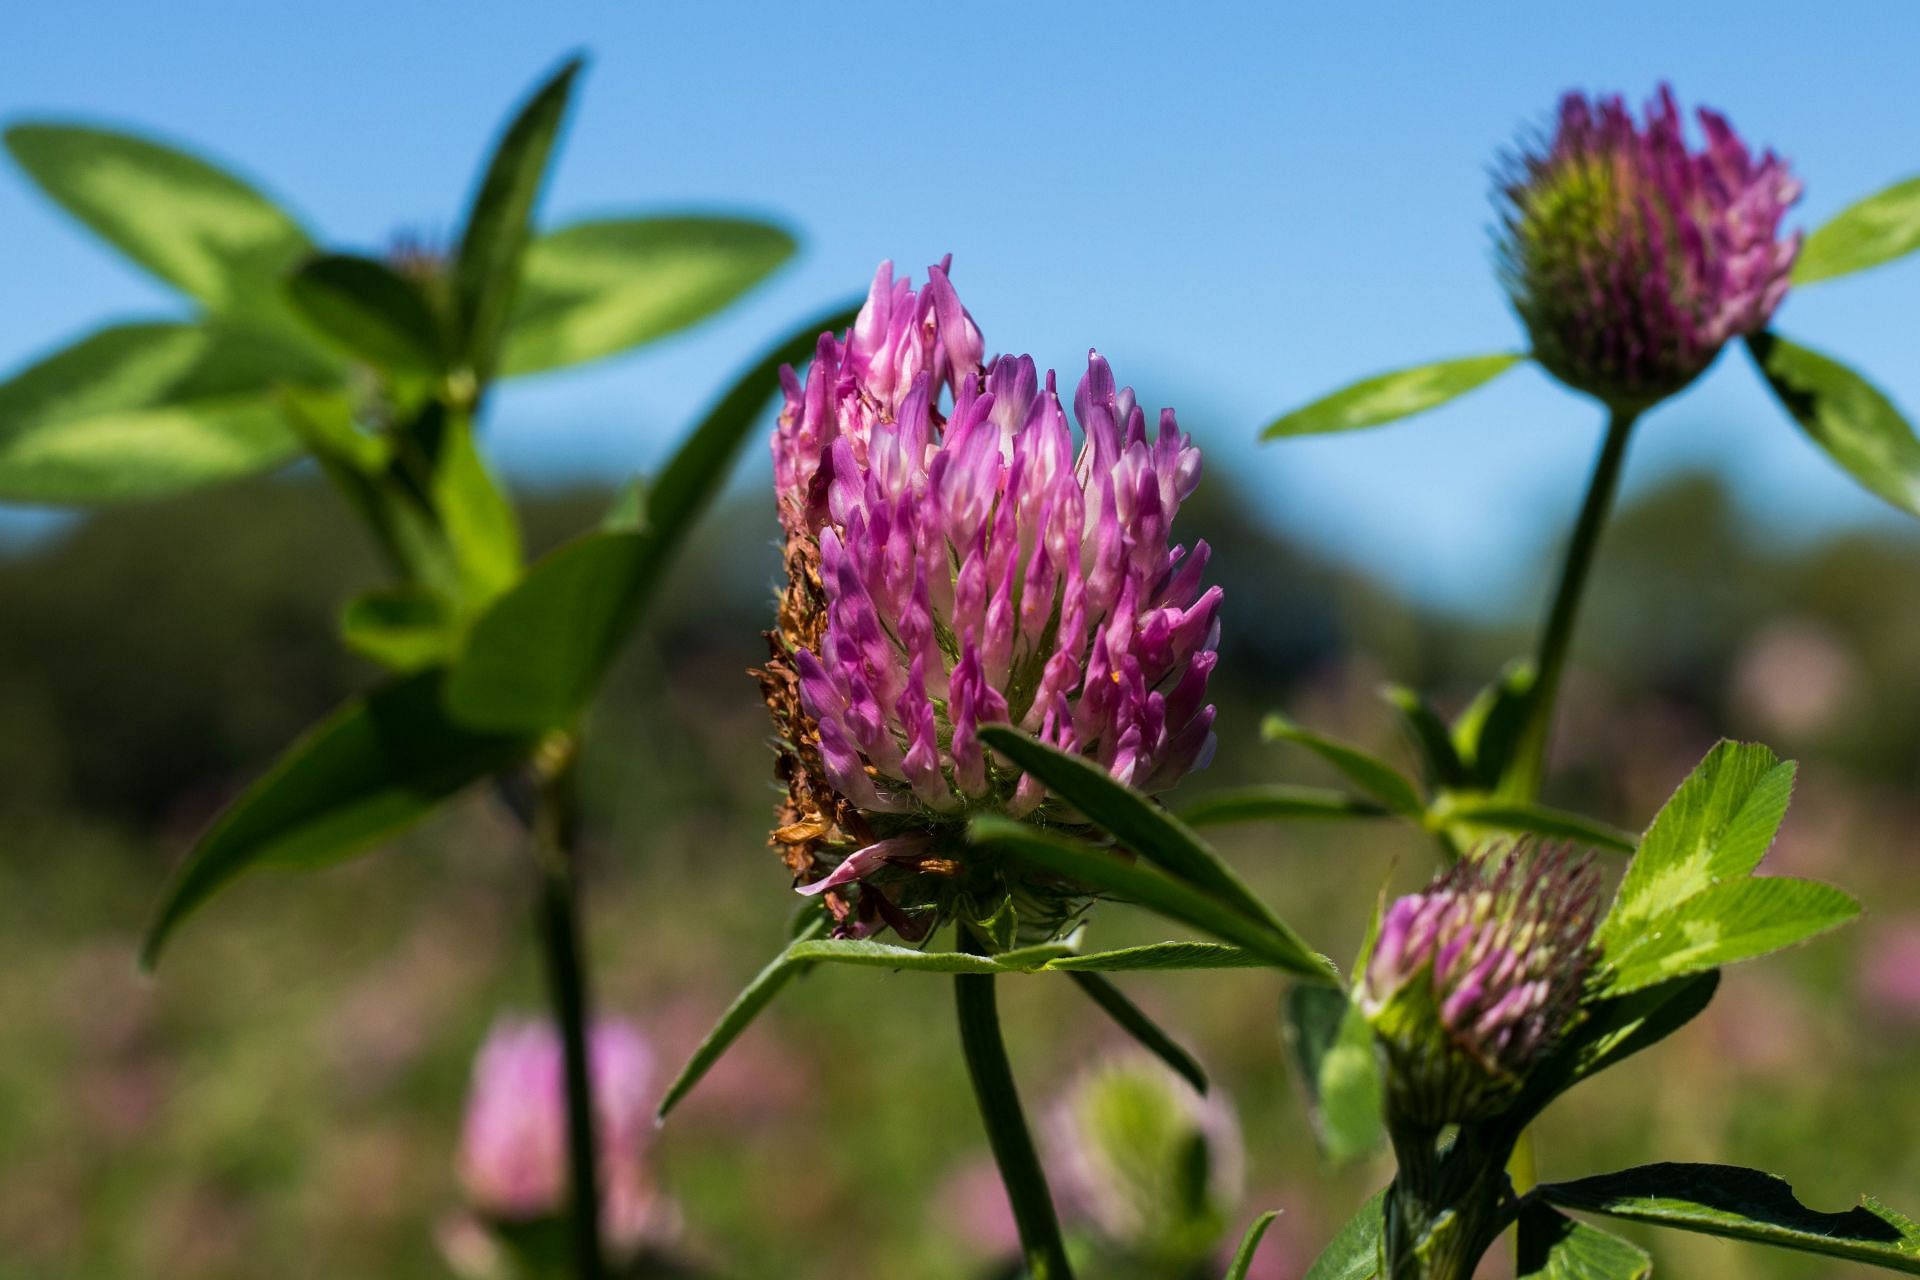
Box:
9 2 1920 1278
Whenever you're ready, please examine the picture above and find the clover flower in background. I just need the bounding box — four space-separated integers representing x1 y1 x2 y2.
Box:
1859 920 1920 1029
1359 843 1601 1128
1498 84 1802 412
758 258 1222 942
454 1016 673 1262
1048 1054 1245 1274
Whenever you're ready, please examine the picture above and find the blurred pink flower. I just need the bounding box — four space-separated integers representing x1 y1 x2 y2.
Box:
1860 922 1920 1027
456 1016 669 1255
1732 620 1857 741
931 1156 1022 1261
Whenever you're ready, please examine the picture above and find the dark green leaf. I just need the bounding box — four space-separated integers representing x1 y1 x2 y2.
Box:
1510 972 1719 1128
1452 660 1535 790
339 587 461 672
1177 784 1390 828
1794 176 1920 284
285 253 446 376
0 322 334 503
969 816 1337 982
1747 331 1920 517
1262 354 1524 439
1304 1190 1384 1280
1285 984 1384 1163
5 122 311 318
1261 714 1424 816
1067 971 1209 1094
443 301 858 732
142 670 532 967
1043 941 1265 972
1602 876 1859 995
1437 797 1635 854
978 726 1296 942
1537 1163 1920 1274
503 216 797 375
1226 1210 1283 1280
454 57 584 382
656 914 829 1121
1381 684 1467 790
1516 1202 1651 1279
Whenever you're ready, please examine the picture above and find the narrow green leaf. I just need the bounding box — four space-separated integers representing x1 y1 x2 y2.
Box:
1304 1190 1385 1280
1284 985 1385 1163
0 322 333 503
1042 941 1265 972
1794 176 1920 284
785 937 1006 973
1226 1210 1283 1280
1261 714 1425 816
5 122 311 318
1603 876 1859 995
978 726 1295 943
1438 797 1636 854
1452 660 1535 789
339 587 461 672
1510 972 1719 1129
1067 971 1209 1095
454 56 584 382
1747 331 1920 517
503 216 797 375
285 253 446 376
657 915 829 1121
1516 1202 1651 1279
142 670 532 967
1602 741 1795 947
1538 1163 1920 1274
1177 784 1390 828
442 300 858 732
1262 354 1524 439
969 816 1338 982
1381 684 1468 790
430 411 521 607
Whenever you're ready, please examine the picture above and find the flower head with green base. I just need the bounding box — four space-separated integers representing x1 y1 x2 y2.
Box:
1499 84 1802 412
759 259 1222 943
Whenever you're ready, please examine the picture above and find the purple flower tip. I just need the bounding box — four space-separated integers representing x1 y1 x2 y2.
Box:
1498 84 1802 410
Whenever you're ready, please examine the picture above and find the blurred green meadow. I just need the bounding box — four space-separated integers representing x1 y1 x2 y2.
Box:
2 463 1917 1279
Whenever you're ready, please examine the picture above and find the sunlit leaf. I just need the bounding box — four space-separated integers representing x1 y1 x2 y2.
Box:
1794 176 1920 284
1261 714 1424 816
1516 1203 1651 1279
142 670 532 967
1285 984 1385 1163
1226 1210 1283 1280
1747 331 1920 518
503 216 797 375
1451 660 1534 789
1538 1163 1920 1273
1068 971 1210 1094
1043 942 1264 972
339 587 461 672
5 122 311 319
1509 972 1719 1129
430 411 522 607
1304 1190 1384 1280
1437 797 1636 854
1262 354 1525 439
1602 876 1858 995
285 253 446 376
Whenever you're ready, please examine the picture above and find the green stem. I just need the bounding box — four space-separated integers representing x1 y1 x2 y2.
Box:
1505 407 1639 801
954 933 1075 1280
530 737 605 1280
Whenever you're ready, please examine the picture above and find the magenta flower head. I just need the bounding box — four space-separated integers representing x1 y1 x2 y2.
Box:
1498 85 1802 412
759 258 1222 943
456 1016 669 1257
1358 844 1601 1127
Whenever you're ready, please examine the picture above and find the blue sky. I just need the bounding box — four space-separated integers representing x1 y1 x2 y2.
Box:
6 0 1919 609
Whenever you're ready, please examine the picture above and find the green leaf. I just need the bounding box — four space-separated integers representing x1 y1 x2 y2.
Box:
285 253 446 376
1510 972 1719 1128
1043 941 1265 972
453 57 583 383
1794 176 1920 284
1226 1210 1283 1280
1177 784 1390 828
1516 1203 1651 1279
1262 354 1525 439
141 669 532 967
502 216 797 376
1304 1190 1384 1280
1537 1163 1920 1274
5 122 311 318
442 300 857 732
0 322 333 503
1284 984 1384 1163
1261 714 1424 817
1381 684 1467 790
430 411 522 607
969 816 1338 983
1747 331 1920 517
1602 741 1795 947
977 726 1296 942
656 914 829 1121
1436 797 1636 854
339 587 461 672
1067 971 1209 1095
1603 876 1859 996
786 937 1008 973
1452 660 1535 790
